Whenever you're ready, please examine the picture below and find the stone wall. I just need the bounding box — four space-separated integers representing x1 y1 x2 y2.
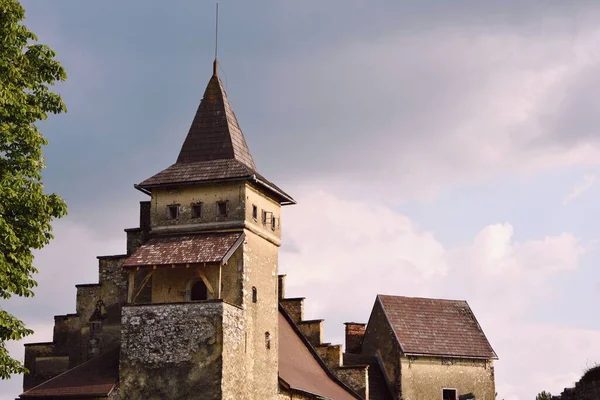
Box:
119 301 242 400
400 357 495 400
553 368 600 400
23 254 128 390
361 299 402 396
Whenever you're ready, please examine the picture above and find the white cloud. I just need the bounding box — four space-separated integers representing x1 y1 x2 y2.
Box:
563 174 597 205
280 188 593 400
260 21 600 200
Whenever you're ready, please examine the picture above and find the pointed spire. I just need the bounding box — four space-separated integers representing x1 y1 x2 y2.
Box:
176 69 256 170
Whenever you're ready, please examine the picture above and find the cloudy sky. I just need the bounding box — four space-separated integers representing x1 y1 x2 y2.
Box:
3 1 600 399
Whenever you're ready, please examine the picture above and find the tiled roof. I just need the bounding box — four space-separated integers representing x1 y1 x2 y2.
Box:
139 159 253 187
122 232 244 268
279 310 361 400
176 72 256 170
343 353 393 400
378 295 497 359
19 348 118 398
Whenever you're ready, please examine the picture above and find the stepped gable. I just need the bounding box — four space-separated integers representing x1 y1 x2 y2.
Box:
378 295 497 359
278 307 362 400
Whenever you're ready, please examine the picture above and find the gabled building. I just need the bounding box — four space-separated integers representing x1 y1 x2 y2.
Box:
18 60 497 400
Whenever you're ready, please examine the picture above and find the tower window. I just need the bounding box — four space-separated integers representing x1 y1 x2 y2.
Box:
252 286 257 303
217 201 228 217
252 205 258 220
261 210 267 225
190 279 208 301
271 216 277 231
167 204 179 220
265 332 271 350
191 202 202 219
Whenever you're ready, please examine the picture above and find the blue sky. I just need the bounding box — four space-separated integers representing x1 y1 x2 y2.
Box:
2 1 600 399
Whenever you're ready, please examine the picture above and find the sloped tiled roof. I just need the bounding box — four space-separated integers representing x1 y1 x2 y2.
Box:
176 70 256 170
19 348 118 398
135 64 295 205
139 159 253 187
378 295 497 359
122 232 244 268
279 309 361 400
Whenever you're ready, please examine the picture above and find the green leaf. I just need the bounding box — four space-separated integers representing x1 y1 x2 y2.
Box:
0 0 68 378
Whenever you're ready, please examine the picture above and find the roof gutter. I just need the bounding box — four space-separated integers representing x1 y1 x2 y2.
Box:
251 174 296 205
133 183 151 196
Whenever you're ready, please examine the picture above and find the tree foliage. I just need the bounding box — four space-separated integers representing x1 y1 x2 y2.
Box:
536 391 552 400
0 0 67 378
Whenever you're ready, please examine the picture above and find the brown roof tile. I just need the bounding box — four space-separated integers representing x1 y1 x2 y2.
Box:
378 295 497 359
122 232 243 268
19 348 118 398
139 159 254 187
279 310 361 400
176 72 256 170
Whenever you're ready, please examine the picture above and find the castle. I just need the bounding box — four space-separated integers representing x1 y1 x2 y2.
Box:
18 59 497 400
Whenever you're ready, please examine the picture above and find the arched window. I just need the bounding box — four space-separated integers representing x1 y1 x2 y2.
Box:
190 279 208 301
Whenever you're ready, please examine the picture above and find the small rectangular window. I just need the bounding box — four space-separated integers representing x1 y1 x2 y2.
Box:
167 204 179 220
261 210 267 225
252 205 258 220
442 389 457 400
271 216 276 231
191 202 202 219
217 201 228 217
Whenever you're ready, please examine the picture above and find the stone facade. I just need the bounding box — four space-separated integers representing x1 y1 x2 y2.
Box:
119 301 244 400
400 357 495 400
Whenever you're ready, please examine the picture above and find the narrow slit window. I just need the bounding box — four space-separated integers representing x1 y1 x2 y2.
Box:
252 287 258 303
167 204 179 220
217 201 228 217
271 216 276 231
191 202 202 219
252 205 258 220
265 332 271 349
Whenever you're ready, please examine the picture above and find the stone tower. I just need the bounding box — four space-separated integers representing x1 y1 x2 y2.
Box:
118 60 295 400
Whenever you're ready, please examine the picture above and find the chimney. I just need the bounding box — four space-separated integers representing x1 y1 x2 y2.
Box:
344 322 366 354
278 274 286 300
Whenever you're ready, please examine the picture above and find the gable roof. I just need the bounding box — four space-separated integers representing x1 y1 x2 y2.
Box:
377 295 497 359
278 307 362 400
19 348 119 399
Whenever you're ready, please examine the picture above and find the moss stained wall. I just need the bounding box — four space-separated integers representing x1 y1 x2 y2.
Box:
119 301 235 400
400 357 495 400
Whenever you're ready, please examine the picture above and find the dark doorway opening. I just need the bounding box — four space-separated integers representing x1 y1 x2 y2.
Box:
443 389 457 400
191 279 208 301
